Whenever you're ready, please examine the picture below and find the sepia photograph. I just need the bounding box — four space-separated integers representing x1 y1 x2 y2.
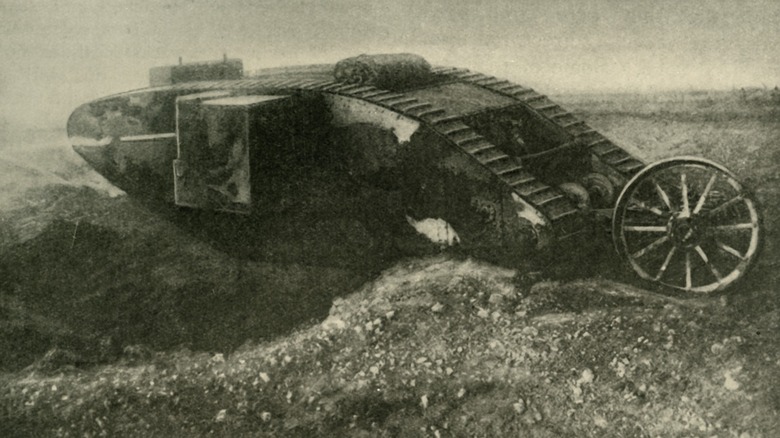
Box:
1 0 778 436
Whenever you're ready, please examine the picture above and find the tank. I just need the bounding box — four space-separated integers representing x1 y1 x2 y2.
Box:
67 53 763 293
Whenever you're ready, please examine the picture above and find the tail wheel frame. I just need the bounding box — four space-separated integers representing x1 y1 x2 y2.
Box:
612 157 761 293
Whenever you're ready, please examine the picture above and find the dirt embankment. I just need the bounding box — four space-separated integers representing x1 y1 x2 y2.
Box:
1 256 778 437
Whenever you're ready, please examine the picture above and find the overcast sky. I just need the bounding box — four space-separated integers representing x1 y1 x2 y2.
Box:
1 0 778 131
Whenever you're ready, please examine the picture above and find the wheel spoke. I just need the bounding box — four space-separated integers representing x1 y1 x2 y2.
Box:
653 179 673 211
629 200 665 217
712 223 755 231
715 239 745 260
694 245 722 281
654 246 677 281
624 225 667 232
693 174 717 214
708 195 743 217
680 173 690 216
631 235 669 259
684 252 692 290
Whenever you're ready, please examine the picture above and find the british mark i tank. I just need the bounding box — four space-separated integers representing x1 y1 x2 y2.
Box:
67 53 763 293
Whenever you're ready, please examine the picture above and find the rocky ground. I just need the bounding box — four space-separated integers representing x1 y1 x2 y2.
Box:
0 89 778 437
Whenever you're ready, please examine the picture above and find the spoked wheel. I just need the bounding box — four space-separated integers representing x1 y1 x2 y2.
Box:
612 157 762 293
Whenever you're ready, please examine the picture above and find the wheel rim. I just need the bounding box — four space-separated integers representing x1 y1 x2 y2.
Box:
613 157 761 293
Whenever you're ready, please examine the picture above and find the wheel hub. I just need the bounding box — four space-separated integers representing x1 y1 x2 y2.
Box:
668 214 704 248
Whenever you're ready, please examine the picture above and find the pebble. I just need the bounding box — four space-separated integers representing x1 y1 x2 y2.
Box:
488 293 504 305
724 372 740 391
579 368 594 385
615 362 626 378
571 385 583 403
431 303 444 313
215 409 227 422
322 317 347 331
421 395 429 409
521 326 538 336
477 308 490 318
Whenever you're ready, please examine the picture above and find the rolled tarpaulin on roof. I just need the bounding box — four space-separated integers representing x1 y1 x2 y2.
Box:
334 53 432 89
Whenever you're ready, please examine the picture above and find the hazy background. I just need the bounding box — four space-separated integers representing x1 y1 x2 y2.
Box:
1 0 778 133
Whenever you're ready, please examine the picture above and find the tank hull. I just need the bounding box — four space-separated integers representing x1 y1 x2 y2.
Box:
67 59 649 247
